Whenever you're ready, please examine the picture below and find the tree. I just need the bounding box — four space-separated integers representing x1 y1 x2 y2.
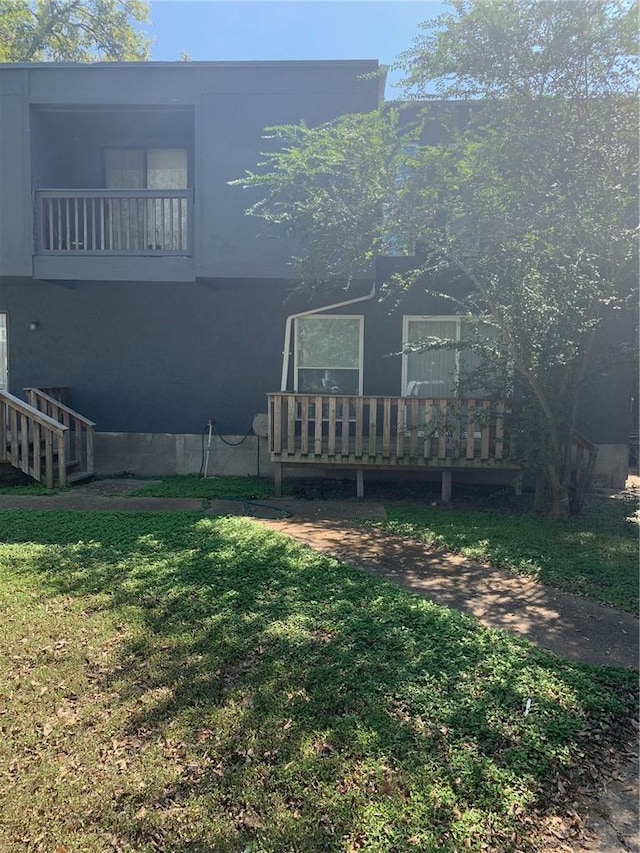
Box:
233 0 638 517
0 0 151 62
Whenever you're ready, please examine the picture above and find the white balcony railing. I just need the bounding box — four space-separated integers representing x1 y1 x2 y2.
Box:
36 189 192 255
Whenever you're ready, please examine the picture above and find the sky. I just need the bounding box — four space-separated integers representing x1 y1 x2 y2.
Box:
147 1 447 97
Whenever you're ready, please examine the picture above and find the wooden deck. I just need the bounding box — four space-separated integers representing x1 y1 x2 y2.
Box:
267 393 519 497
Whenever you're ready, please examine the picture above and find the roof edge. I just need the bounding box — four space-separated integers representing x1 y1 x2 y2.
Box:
0 59 380 71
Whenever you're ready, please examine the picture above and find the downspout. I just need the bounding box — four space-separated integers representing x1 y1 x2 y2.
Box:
280 283 377 391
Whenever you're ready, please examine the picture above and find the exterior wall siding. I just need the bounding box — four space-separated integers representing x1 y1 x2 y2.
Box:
0 276 631 447
0 278 291 435
0 73 32 277
0 61 380 281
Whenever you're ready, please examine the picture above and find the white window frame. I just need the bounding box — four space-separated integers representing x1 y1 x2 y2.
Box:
293 314 364 395
0 313 7 391
401 315 462 398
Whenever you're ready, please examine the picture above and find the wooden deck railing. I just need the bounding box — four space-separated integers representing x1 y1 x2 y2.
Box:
0 391 68 488
24 388 94 483
36 189 192 254
267 394 513 467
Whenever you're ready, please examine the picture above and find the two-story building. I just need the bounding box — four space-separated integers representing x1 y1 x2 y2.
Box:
0 61 632 495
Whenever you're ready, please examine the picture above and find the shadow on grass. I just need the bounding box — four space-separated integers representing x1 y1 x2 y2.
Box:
376 495 639 613
0 510 636 853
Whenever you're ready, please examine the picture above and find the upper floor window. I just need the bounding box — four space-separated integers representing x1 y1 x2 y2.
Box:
294 315 363 395
105 148 187 189
381 142 419 257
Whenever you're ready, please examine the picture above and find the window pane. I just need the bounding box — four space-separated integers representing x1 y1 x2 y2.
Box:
460 321 498 397
104 149 144 188
298 368 359 395
147 149 187 189
405 319 457 397
297 317 361 369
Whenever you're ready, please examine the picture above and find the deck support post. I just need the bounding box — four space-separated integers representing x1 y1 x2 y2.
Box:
513 473 523 496
441 470 452 502
356 468 364 498
274 462 283 497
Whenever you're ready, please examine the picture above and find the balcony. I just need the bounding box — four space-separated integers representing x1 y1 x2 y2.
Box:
30 105 196 282
33 189 195 282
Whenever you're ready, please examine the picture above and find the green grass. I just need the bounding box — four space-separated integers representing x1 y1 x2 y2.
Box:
374 495 639 613
0 510 636 853
0 481 58 495
130 474 276 500
134 476 639 612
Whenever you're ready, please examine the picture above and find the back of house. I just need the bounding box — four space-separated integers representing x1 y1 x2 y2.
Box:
0 60 632 493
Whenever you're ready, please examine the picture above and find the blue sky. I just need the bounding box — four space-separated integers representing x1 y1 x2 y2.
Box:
148 1 446 96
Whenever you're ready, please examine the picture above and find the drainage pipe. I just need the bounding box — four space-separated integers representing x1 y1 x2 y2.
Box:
280 283 376 392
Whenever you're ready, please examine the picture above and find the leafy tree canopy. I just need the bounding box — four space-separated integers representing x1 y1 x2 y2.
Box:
234 0 638 516
0 0 151 62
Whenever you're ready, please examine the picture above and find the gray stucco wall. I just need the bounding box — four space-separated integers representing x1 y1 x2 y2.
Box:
0 70 32 277
0 275 632 446
0 274 460 435
0 61 380 282
0 277 291 434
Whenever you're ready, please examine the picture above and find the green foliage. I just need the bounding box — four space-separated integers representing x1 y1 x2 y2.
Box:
233 0 638 516
0 480 56 495
0 510 636 851
231 110 419 294
398 0 637 99
0 0 151 62
375 495 639 612
130 475 276 500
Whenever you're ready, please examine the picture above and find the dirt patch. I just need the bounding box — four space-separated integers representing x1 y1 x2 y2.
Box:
66 477 161 496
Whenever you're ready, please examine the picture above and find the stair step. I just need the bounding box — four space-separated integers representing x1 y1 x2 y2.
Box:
67 470 93 485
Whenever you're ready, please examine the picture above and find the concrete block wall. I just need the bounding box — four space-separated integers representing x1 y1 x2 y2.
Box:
94 432 273 478
94 433 630 492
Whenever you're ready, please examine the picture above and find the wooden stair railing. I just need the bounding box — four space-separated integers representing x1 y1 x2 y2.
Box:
24 388 95 484
0 390 69 488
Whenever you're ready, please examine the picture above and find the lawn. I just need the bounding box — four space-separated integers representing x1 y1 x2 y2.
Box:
131 475 276 500
132 475 639 613
374 495 639 613
0 510 636 853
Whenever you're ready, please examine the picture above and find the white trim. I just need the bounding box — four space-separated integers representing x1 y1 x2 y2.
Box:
280 284 375 391
0 313 7 392
294 314 364 395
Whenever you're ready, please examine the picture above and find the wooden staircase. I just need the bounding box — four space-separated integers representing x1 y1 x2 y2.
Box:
0 388 95 488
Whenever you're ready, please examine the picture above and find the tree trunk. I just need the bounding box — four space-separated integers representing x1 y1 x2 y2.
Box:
545 463 571 518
